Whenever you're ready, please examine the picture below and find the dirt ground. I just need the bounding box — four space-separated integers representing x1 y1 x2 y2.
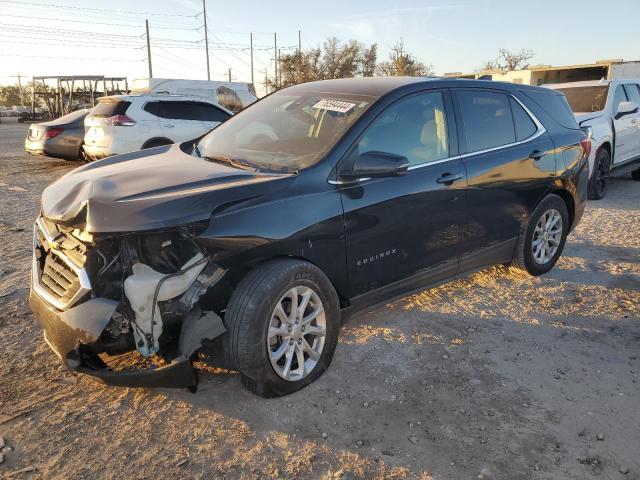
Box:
0 118 638 480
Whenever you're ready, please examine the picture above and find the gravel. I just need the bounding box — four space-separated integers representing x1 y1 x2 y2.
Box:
0 120 638 479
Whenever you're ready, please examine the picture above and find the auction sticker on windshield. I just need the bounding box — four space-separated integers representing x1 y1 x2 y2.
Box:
313 99 356 114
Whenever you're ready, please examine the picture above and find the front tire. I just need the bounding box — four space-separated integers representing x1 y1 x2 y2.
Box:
587 148 610 200
512 194 569 276
224 259 340 397
631 167 640 181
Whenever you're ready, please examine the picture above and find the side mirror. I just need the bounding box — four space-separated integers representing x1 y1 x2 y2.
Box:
340 151 409 180
616 101 639 119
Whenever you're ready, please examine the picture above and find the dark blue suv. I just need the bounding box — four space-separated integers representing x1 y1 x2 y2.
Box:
30 77 588 396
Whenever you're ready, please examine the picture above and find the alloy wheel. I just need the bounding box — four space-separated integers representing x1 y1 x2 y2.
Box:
267 286 326 381
595 155 608 196
532 209 563 264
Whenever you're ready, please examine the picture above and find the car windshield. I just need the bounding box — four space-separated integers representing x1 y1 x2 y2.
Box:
195 91 376 173
555 85 609 113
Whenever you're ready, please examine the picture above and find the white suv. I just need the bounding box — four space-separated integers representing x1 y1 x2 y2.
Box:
546 79 640 199
83 94 232 160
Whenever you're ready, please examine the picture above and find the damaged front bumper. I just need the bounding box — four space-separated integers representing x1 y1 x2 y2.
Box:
30 288 203 389
29 217 227 390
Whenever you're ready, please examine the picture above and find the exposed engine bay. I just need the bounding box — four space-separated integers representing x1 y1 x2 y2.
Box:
31 216 228 390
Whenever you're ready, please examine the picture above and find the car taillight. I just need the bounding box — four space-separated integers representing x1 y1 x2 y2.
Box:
580 138 592 159
45 127 64 138
104 115 136 126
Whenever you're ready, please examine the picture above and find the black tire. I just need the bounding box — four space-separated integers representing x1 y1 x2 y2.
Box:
631 167 640 181
224 259 340 398
512 194 569 276
587 148 611 200
142 138 173 149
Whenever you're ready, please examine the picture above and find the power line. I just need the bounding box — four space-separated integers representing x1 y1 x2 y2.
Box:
1 21 207 47
0 13 200 30
0 0 199 18
0 53 145 62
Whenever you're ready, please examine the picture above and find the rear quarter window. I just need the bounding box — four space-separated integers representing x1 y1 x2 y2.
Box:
523 89 579 130
92 99 131 117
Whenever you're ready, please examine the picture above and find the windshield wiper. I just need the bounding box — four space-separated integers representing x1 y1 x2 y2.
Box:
204 155 258 172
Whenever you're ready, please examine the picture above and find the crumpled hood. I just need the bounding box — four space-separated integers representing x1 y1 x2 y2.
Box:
41 144 290 232
575 112 604 126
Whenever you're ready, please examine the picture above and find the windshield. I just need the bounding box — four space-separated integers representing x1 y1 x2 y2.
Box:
556 86 609 113
196 91 376 173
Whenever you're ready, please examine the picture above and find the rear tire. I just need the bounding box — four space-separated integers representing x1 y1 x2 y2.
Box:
587 148 610 200
224 259 340 398
512 194 569 276
631 167 640 181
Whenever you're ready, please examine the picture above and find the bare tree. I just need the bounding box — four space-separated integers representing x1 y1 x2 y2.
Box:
269 37 378 90
267 37 431 91
481 48 534 72
376 39 432 77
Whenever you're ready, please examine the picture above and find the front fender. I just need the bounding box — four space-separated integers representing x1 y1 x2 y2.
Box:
196 189 348 299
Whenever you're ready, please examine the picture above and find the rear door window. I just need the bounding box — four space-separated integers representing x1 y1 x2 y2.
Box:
162 102 198 121
195 103 231 122
510 98 538 141
144 101 201 121
92 99 130 117
456 90 515 152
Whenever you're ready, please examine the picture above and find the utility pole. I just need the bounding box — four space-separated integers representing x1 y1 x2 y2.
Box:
273 32 278 89
250 33 254 87
264 68 268 96
278 49 282 87
10 73 23 104
297 30 302 82
31 76 35 117
228 68 231 82
203 0 211 80
145 20 153 78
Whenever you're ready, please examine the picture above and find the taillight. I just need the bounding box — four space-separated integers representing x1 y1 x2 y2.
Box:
580 138 592 159
104 115 136 126
45 127 64 138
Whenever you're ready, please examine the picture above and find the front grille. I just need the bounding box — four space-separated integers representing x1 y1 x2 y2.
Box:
32 217 91 310
40 252 82 305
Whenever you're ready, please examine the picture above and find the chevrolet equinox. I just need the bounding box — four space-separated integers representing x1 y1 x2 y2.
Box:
30 78 588 397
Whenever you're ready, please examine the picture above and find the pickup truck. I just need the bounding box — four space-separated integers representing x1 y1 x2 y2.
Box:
546 79 640 199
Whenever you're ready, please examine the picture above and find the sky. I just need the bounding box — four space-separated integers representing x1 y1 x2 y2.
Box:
1 0 639 96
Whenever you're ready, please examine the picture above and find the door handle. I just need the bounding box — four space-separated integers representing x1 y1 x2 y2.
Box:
436 172 463 184
631 118 638 124
163 124 175 128
529 149 545 160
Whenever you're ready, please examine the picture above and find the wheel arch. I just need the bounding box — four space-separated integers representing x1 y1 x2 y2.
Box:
598 141 612 158
202 254 349 318
549 188 575 230
141 137 174 149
